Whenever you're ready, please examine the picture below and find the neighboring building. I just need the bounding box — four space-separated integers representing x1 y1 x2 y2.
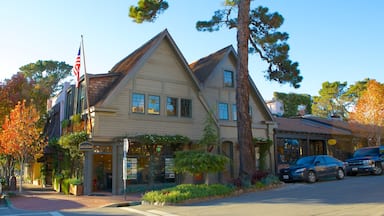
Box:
46 29 276 195
29 82 73 186
45 82 72 139
266 99 284 117
274 115 378 172
297 104 307 116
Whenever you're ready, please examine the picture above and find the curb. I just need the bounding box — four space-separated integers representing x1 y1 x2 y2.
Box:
103 200 142 208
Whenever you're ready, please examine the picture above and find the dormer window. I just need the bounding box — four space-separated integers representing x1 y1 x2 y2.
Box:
224 70 234 87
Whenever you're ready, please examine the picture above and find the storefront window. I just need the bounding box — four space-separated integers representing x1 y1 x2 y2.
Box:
277 139 301 165
125 142 180 184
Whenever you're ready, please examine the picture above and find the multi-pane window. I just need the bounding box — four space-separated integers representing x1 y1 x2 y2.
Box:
65 89 73 119
77 85 86 114
148 95 160 115
224 70 234 87
132 93 145 113
232 104 237 121
219 103 229 120
167 97 178 116
181 99 192 118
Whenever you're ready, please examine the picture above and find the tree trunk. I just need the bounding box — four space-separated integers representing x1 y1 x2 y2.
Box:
236 0 255 185
19 159 24 192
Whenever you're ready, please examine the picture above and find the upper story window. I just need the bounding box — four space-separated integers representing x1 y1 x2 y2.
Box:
232 104 237 121
219 103 229 120
181 99 192 118
167 97 178 116
132 93 145 113
77 85 86 114
148 95 160 115
224 70 234 87
230 103 252 121
65 88 74 119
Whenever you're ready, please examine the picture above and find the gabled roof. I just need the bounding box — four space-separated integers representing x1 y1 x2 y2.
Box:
190 45 275 121
87 73 121 106
109 30 164 74
190 45 233 83
90 29 201 107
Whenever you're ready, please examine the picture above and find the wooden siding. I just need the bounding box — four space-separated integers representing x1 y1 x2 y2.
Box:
199 52 270 140
92 40 207 141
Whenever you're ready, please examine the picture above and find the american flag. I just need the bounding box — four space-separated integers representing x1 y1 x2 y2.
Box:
73 46 81 88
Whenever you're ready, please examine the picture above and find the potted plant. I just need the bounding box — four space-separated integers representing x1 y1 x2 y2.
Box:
68 178 83 196
53 173 64 192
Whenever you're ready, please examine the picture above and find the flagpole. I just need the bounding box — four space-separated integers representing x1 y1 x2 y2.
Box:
81 35 93 134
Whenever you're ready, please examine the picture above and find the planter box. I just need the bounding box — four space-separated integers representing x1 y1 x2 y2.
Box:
69 184 83 196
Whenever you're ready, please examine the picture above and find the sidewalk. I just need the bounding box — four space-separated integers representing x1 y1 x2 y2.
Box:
4 183 142 211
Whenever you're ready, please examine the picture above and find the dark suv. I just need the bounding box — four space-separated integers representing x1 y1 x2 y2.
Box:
345 146 384 176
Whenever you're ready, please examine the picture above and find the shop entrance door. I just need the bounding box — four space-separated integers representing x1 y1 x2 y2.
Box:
92 153 112 192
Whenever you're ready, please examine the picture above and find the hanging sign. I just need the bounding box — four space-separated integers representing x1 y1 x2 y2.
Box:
328 139 337 145
79 142 93 151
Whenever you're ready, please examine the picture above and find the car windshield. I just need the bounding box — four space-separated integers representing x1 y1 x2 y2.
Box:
353 148 379 157
293 156 315 165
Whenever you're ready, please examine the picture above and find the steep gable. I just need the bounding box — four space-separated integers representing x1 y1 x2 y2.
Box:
89 30 215 141
190 45 233 83
190 45 274 122
97 29 201 107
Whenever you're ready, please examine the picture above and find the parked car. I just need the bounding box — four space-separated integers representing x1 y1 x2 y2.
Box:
279 155 346 183
345 146 384 176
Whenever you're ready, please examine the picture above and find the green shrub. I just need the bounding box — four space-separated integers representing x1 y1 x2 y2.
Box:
68 178 82 185
254 181 265 189
125 183 176 193
142 184 235 204
0 177 5 185
261 175 281 185
61 178 70 195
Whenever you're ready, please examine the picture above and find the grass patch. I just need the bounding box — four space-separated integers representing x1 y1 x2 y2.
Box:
142 184 235 205
141 175 282 205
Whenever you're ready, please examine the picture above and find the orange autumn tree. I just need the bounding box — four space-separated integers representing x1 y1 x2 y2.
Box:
349 80 384 146
0 100 46 192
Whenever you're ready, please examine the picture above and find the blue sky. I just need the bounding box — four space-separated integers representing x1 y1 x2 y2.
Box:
1 0 383 100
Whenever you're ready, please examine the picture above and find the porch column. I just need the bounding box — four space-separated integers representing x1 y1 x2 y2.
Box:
83 151 93 195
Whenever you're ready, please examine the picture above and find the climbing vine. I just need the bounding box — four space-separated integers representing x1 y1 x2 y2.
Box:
253 137 273 171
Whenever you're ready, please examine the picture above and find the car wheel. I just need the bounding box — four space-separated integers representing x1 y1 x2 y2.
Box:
336 168 345 180
373 163 383 175
307 171 316 183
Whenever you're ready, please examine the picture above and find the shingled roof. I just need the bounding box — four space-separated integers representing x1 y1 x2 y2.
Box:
189 45 233 83
275 117 352 136
87 73 120 106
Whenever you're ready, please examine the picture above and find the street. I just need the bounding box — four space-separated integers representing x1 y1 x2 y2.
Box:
127 174 384 216
1 174 384 216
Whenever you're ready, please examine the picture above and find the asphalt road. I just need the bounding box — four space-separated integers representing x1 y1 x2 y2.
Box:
2 174 384 216
127 174 384 216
